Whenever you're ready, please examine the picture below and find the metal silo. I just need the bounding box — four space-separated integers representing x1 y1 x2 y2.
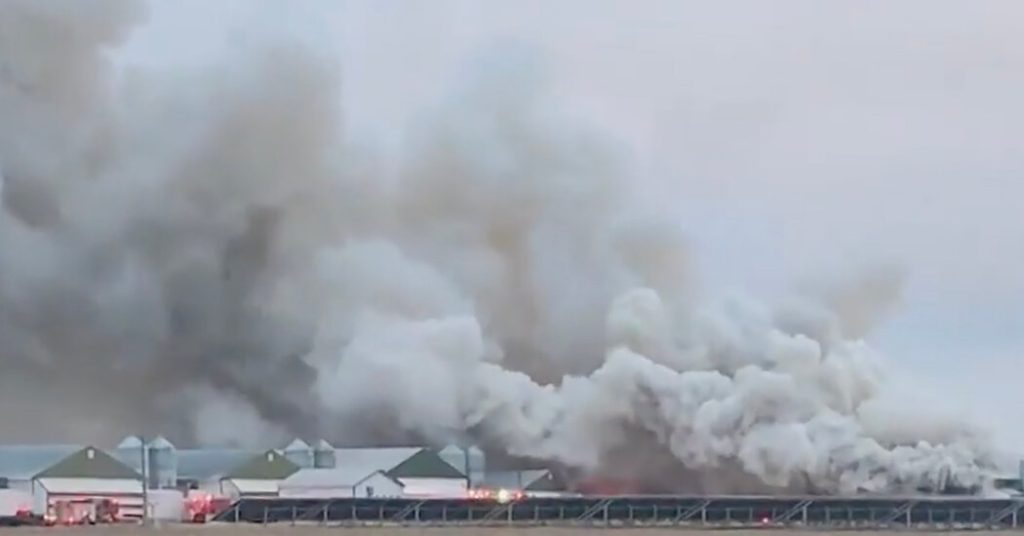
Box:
116 435 145 475
284 439 314 469
313 439 336 468
146 436 177 489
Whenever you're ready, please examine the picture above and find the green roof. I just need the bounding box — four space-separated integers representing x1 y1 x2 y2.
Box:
524 471 566 492
226 450 299 480
36 446 141 479
388 449 467 479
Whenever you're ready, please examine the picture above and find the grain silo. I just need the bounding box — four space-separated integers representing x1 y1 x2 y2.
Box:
115 435 145 473
146 436 177 489
283 439 314 469
313 440 336 469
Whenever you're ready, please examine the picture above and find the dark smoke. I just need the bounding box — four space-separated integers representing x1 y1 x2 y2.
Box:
0 0 1000 494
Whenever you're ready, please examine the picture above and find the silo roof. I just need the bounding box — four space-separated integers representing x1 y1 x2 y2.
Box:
283 438 311 452
149 436 175 449
116 436 143 449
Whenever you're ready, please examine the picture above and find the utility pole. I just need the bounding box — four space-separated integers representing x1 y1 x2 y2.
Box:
140 436 149 526
463 446 471 489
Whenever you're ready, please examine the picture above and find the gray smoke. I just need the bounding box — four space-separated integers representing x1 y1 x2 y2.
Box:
0 0 998 494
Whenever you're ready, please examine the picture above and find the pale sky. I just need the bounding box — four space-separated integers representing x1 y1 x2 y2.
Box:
117 0 1024 445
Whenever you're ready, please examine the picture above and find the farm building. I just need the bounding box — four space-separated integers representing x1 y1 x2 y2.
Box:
279 466 404 498
312 440 337 468
439 444 485 486
112 435 177 489
0 489 33 519
282 439 314 469
480 469 570 497
282 439 337 469
216 450 299 498
335 447 468 497
0 445 144 518
175 447 253 491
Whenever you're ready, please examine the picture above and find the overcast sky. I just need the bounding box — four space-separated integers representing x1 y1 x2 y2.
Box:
117 0 1024 444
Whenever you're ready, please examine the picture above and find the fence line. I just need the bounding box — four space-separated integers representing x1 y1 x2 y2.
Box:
214 495 1024 529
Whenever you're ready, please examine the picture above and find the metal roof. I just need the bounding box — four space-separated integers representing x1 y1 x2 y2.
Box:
176 448 254 480
226 450 299 480
149 436 175 450
480 470 553 490
334 447 422 473
331 447 465 478
114 435 174 454
116 436 143 449
36 447 140 479
0 445 82 480
225 478 281 495
110 450 142 474
284 439 311 452
388 449 467 479
281 466 401 489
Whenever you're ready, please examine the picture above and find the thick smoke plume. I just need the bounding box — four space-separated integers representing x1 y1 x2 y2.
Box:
0 0 998 494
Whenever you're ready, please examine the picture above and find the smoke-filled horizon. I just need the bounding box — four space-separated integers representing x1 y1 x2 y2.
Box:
0 0 1013 494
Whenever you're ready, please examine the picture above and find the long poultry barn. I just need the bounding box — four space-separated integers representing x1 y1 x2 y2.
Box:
0 445 145 520
332 448 469 498
279 467 405 499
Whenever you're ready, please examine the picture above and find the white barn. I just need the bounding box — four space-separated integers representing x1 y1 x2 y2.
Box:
480 469 570 497
0 445 144 519
280 467 403 498
175 448 253 494
439 445 486 486
334 447 468 498
216 450 300 499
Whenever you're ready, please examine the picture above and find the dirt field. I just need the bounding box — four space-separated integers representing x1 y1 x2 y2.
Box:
2 528 1005 536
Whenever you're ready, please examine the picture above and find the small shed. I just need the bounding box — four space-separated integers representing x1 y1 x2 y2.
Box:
218 450 299 498
279 466 403 498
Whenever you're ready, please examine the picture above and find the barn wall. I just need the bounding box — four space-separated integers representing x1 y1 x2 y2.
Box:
0 489 32 516
148 489 185 521
279 486 354 499
398 477 467 497
357 474 403 498
36 477 144 518
221 478 280 498
279 473 402 499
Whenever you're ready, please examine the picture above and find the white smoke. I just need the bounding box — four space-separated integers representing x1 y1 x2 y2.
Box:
0 0 998 493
